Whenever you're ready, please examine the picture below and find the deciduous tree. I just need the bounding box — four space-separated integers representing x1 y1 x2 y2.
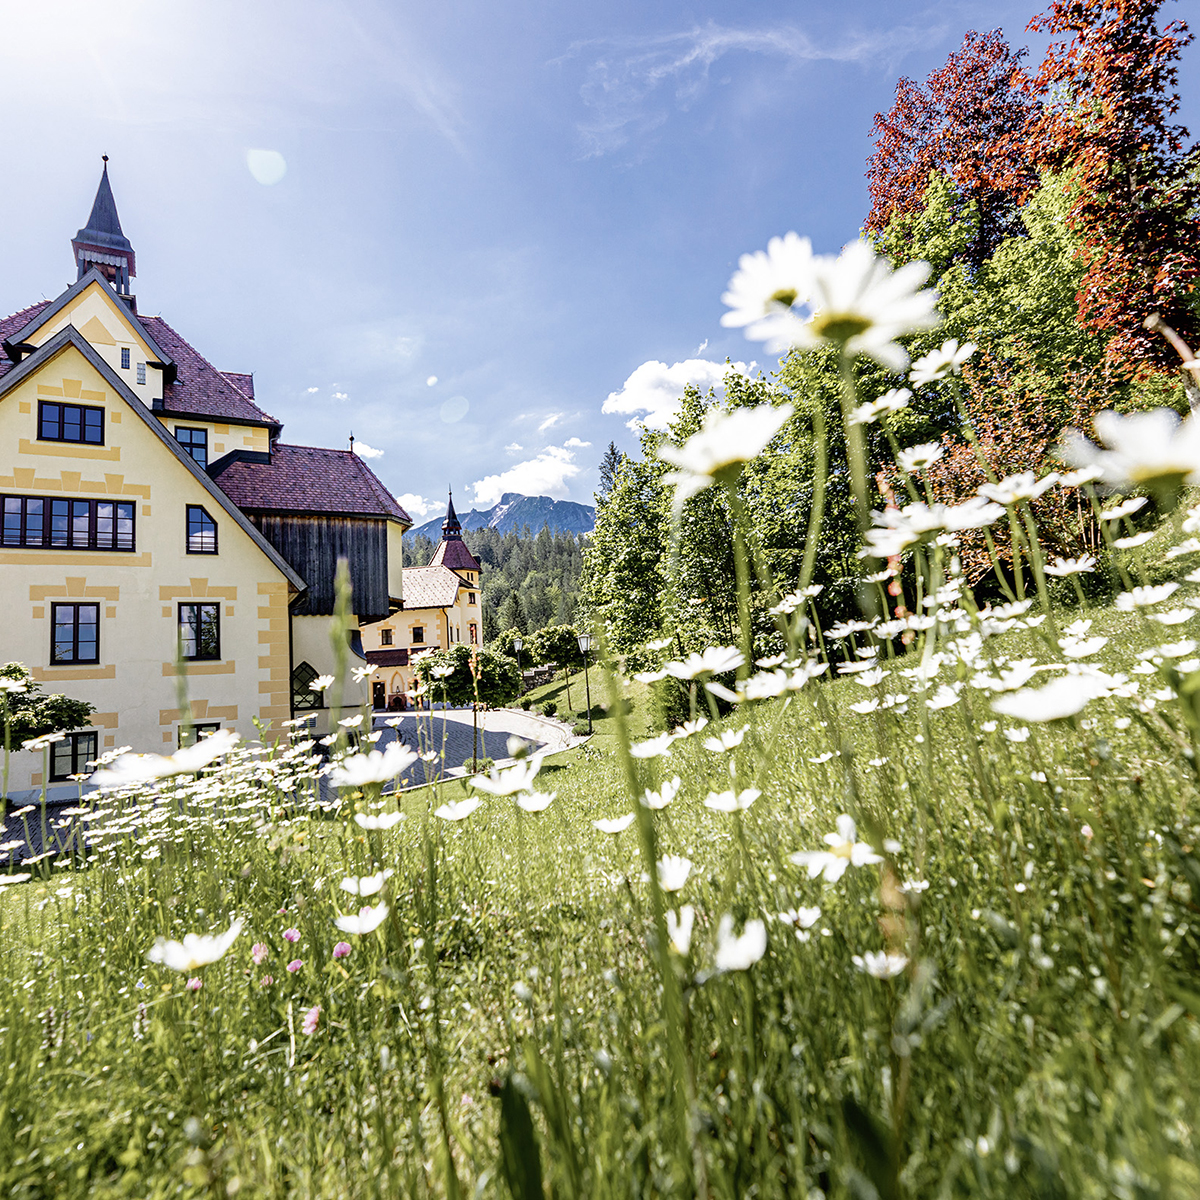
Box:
1026 0 1200 371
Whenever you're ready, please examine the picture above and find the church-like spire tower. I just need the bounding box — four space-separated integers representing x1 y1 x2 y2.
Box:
429 489 481 576
441 489 463 538
72 157 136 296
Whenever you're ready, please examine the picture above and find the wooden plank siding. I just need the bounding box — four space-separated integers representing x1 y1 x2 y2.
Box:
246 513 391 621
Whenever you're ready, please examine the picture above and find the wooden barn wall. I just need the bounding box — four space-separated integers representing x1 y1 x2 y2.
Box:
249 515 390 620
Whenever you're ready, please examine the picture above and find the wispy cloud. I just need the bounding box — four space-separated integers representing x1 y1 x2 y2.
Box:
537 412 564 434
563 19 938 157
352 440 384 458
564 436 592 448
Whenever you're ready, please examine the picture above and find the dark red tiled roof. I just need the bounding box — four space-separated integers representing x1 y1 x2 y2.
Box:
221 371 254 398
365 648 411 667
0 301 53 379
210 443 412 523
141 316 280 426
430 538 481 574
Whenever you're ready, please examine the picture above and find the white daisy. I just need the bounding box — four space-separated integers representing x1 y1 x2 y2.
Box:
896 442 944 474
790 814 883 882
785 240 941 369
147 918 243 973
659 404 794 512
720 231 815 347
714 915 768 971
1061 408 1200 491
909 338 977 386
335 903 390 935
852 950 908 978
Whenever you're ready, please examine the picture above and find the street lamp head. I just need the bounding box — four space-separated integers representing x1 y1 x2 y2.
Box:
577 632 591 654
512 636 523 652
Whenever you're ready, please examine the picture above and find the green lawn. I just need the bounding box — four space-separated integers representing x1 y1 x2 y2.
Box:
2 596 1200 1197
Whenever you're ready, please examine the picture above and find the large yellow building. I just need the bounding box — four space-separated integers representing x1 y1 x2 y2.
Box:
0 165 410 796
362 495 482 707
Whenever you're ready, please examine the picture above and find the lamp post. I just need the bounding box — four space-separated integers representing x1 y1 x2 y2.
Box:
512 636 523 691
577 631 592 734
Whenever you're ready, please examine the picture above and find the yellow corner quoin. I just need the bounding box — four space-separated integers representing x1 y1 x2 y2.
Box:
0 165 408 791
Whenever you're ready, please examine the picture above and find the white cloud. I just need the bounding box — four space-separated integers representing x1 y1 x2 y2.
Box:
504 442 524 453
537 412 564 434
696 338 708 354
396 493 438 520
306 386 319 394
471 446 580 507
564 437 592 448
566 20 939 157
333 391 349 401
426 375 438 386
352 440 384 459
603 358 754 430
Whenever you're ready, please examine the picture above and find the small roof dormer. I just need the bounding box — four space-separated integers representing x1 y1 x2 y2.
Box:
72 157 136 300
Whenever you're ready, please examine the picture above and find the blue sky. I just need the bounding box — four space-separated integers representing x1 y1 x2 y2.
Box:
3 0 1197 520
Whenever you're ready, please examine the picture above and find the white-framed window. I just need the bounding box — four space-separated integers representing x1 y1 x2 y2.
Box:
136 362 147 385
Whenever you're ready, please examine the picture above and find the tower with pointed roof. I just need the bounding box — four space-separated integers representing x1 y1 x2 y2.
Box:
71 158 136 297
429 490 481 580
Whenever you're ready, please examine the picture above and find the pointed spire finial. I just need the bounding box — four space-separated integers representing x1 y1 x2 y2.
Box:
73 158 135 292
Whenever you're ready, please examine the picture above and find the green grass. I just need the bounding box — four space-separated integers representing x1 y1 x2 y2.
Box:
3 594 1200 1197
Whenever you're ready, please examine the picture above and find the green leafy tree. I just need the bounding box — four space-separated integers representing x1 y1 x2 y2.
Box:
578 426 670 659
412 643 521 771
527 623 584 711
0 663 95 749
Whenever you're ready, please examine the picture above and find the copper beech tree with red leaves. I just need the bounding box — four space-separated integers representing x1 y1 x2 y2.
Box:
868 2 1200 375
865 30 1038 267
1027 0 1200 373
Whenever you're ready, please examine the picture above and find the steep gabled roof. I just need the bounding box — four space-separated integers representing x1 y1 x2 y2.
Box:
401 565 466 609
209 443 412 525
1 269 172 370
142 316 279 426
0 326 307 594
429 537 481 574
0 302 51 381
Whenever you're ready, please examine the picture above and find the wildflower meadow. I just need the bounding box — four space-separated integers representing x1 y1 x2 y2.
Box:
4 219 1200 1199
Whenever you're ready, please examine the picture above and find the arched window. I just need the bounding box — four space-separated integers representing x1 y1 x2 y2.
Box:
292 661 324 709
